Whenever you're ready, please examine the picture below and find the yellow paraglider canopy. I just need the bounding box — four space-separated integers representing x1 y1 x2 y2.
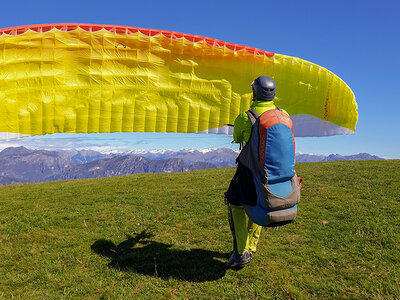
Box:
0 23 357 140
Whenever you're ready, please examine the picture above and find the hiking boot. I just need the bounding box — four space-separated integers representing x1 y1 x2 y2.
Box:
226 251 252 269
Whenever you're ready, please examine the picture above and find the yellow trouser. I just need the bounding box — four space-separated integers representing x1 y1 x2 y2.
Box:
230 204 262 255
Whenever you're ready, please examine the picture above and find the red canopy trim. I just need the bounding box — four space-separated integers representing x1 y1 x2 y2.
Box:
0 23 275 57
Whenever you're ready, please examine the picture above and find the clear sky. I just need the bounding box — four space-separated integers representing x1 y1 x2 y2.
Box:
0 0 399 157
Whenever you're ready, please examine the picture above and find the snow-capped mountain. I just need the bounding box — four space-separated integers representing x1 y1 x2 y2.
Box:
0 146 385 185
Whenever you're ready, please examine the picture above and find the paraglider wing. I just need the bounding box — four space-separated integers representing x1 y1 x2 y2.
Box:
0 23 358 140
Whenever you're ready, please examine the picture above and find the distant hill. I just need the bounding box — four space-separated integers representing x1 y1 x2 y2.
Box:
57 148 240 166
0 175 30 185
0 146 74 184
125 148 239 167
295 152 383 162
56 149 112 164
57 148 383 165
0 146 384 185
0 147 218 185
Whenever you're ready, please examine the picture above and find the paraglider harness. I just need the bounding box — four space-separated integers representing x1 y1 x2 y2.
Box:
224 107 302 234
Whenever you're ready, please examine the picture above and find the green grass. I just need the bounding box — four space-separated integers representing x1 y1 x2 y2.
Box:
0 160 399 299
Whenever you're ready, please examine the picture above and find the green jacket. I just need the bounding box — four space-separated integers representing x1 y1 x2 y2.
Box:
233 100 289 144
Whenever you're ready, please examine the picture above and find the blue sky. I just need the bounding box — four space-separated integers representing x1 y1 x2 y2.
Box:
0 0 399 157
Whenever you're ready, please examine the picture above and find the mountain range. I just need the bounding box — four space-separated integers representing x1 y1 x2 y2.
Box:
0 146 383 185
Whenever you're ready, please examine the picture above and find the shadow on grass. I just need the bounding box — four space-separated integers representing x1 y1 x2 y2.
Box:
91 230 228 282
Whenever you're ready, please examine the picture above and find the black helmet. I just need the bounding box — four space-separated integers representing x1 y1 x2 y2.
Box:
251 76 276 101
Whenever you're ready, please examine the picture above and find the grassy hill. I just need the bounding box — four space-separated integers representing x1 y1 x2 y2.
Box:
0 160 399 299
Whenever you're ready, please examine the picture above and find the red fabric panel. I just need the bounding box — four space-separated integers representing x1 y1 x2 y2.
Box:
0 23 275 57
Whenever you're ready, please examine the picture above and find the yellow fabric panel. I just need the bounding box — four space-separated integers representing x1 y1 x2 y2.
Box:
0 28 358 136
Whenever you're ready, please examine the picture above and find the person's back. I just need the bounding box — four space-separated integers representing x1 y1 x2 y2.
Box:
226 76 296 269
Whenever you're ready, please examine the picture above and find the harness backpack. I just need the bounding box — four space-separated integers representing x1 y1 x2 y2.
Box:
225 108 301 227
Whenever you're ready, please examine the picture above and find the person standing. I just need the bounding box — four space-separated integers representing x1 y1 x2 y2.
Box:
226 76 290 269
